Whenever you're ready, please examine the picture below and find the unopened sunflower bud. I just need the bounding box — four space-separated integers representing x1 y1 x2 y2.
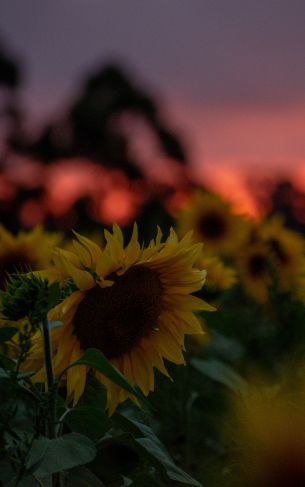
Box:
0 273 61 327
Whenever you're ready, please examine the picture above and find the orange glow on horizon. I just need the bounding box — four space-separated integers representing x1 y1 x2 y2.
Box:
45 159 100 215
4 153 305 228
99 188 140 225
197 161 261 218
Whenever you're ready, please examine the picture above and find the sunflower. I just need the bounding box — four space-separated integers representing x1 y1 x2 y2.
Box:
186 316 210 355
25 224 214 414
235 241 271 303
0 225 62 290
226 377 305 487
259 216 305 292
177 191 248 257
197 253 237 292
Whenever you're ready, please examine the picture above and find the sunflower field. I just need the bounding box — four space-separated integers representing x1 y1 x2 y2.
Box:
1 186 305 487
1 29 305 486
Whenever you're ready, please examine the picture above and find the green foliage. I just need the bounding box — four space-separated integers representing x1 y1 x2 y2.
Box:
112 414 202 486
0 274 61 326
2 237 305 486
0 321 202 486
63 406 112 440
26 433 97 478
63 466 106 486
0 327 18 343
190 358 247 395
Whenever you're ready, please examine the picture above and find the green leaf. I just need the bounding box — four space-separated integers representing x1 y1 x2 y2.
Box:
131 473 166 487
26 433 96 477
0 354 16 370
0 327 18 343
121 476 133 487
113 413 154 438
47 281 62 309
207 331 244 361
120 474 162 487
191 358 247 394
62 348 148 408
113 414 202 487
64 406 112 440
64 466 106 486
135 437 202 486
0 458 18 485
80 374 107 410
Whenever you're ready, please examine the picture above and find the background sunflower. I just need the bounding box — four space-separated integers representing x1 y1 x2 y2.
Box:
235 241 271 304
0 225 62 289
177 191 249 257
225 377 305 487
259 216 305 293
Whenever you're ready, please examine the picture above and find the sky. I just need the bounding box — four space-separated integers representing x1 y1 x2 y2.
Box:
1 0 305 209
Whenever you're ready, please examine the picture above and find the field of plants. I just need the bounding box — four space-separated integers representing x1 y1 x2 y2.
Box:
1 189 305 487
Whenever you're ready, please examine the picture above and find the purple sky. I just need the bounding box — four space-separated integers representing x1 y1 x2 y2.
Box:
1 0 305 173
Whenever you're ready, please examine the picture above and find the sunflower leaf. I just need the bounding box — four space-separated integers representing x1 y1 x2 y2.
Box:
63 348 149 409
120 474 163 487
47 280 62 309
191 357 247 394
120 476 133 487
135 437 202 486
26 433 96 477
63 406 112 440
113 414 202 487
64 466 106 486
0 327 18 343
0 353 16 370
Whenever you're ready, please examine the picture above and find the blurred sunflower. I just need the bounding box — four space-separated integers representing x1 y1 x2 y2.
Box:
26 224 214 414
0 225 62 290
197 253 237 292
259 216 305 291
226 378 305 487
186 316 210 355
177 192 248 256
235 241 271 303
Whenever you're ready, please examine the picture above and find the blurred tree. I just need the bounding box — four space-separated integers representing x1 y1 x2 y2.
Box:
0 37 23 166
0 40 20 89
1 47 194 233
16 64 187 179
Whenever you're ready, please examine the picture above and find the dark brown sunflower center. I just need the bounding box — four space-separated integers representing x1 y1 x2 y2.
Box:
269 238 289 264
199 212 227 240
73 265 163 359
248 253 268 278
0 251 33 290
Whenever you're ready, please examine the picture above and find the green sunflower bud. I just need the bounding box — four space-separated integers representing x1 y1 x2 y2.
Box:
0 273 61 327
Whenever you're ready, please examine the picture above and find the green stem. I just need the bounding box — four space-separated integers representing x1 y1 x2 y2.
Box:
40 318 56 440
40 318 54 392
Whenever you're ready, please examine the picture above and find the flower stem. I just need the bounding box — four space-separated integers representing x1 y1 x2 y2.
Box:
40 317 54 391
40 317 56 439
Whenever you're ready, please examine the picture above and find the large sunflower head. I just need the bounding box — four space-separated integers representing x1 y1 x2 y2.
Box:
226 378 305 487
0 225 62 290
25 224 214 414
177 191 248 257
235 241 271 303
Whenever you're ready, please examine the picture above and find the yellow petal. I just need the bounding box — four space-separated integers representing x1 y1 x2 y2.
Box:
72 231 103 264
61 258 95 291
